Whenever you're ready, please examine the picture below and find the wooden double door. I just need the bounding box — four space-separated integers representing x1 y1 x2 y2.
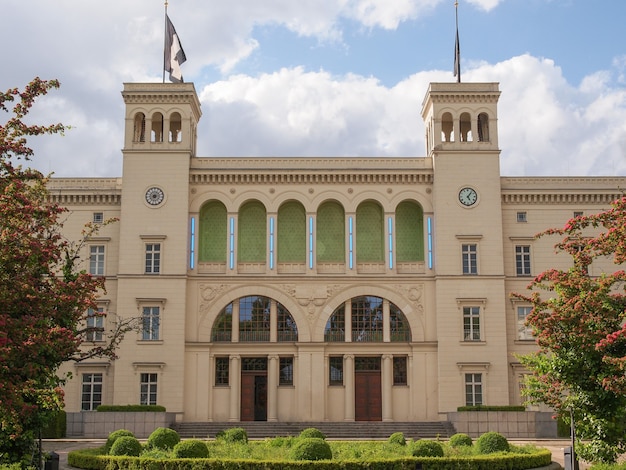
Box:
355 357 382 421
240 358 267 421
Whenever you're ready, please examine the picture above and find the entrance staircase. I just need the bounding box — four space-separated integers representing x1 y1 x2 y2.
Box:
172 421 456 440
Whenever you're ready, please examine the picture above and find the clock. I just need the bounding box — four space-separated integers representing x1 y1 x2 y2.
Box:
145 187 165 206
458 187 478 206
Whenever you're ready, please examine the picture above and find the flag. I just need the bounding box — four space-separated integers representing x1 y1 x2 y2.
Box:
453 27 461 82
165 15 186 83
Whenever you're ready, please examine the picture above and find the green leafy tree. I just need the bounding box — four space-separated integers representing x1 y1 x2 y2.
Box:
0 78 131 463
515 197 626 463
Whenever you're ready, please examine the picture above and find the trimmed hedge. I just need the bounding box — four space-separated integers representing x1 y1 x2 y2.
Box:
147 427 180 450
289 438 332 461
216 427 248 443
172 440 210 458
475 432 509 454
109 436 142 456
299 428 326 440
411 440 444 457
456 405 526 412
388 432 406 446
105 429 135 453
449 433 473 447
96 404 166 412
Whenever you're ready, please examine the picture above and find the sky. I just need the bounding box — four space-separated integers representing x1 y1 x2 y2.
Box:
2 0 626 178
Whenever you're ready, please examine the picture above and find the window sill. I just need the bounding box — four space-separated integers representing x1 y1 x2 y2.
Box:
514 339 535 344
460 340 486 345
137 340 164 345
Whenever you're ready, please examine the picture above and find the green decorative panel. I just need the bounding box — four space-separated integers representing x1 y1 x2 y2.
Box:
396 201 424 262
238 201 266 262
356 201 384 262
277 201 306 263
316 201 345 262
199 201 227 262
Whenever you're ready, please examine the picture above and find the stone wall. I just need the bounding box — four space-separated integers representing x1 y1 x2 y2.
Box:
66 412 176 438
448 411 557 438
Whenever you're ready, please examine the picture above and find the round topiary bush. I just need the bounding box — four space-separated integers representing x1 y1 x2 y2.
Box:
289 437 332 461
147 427 180 450
109 436 142 456
299 427 326 440
476 431 509 454
217 427 248 443
411 439 444 457
172 439 209 458
449 433 473 447
388 432 406 446
105 429 135 453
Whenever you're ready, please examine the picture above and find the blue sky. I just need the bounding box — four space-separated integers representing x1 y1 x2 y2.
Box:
2 0 626 177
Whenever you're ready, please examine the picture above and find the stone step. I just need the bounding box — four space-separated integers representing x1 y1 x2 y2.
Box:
172 421 456 440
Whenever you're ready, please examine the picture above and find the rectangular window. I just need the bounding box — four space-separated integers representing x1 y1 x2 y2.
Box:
393 356 407 386
215 357 229 385
515 245 531 276
573 211 583 218
89 245 105 276
465 373 483 406
93 212 104 224
145 243 161 274
86 307 104 342
279 357 294 386
462 244 477 275
140 373 158 405
329 356 343 385
142 306 160 340
81 373 102 411
463 306 481 341
516 211 527 223
517 306 534 340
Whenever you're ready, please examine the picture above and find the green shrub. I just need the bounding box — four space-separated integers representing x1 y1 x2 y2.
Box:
299 427 326 440
411 439 444 457
41 410 66 438
217 427 248 443
109 436 142 456
476 431 509 454
105 429 135 453
388 432 406 446
449 433 473 447
172 439 209 458
289 437 332 461
147 427 180 450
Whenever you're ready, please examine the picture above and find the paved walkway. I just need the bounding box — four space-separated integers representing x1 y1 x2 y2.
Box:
43 439 591 470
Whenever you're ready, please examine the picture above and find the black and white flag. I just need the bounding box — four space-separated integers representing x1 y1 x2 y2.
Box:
164 15 186 83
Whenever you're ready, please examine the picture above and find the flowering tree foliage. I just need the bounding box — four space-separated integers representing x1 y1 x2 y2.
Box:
515 197 626 463
0 79 131 462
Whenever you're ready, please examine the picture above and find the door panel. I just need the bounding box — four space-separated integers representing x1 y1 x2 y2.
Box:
355 371 382 421
240 373 255 421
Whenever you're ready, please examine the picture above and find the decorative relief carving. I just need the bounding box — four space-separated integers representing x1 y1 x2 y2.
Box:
397 284 425 316
279 284 344 323
199 284 228 316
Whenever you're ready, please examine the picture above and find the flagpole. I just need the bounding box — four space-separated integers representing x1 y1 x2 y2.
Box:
454 1 461 83
163 0 168 83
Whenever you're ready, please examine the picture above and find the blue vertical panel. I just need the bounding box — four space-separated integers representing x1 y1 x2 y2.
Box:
189 217 196 269
388 217 393 269
309 216 314 269
427 216 433 269
269 217 275 270
348 216 354 270
229 217 235 270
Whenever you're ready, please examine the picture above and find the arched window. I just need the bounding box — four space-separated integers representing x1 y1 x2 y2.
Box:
210 296 297 342
199 200 227 263
460 112 472 142
477 112 490 142
133 112 146 142
396 201 424 262
356 201 384 263
238 201 266 263
169 112 182 142
316 201 345 263
441 112 453 142
278 201 306 263
151 112 163 142
325 297 412 343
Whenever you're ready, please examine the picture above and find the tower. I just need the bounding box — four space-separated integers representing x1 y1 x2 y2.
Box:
421 83 509 412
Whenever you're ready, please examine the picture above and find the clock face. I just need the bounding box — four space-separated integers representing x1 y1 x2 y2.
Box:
458 187 478 206
145 187 165 206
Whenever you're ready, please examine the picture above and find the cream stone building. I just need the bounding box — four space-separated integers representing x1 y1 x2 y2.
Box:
53 80 625 431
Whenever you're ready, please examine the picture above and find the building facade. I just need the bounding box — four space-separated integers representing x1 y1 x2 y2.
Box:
53 80 626 425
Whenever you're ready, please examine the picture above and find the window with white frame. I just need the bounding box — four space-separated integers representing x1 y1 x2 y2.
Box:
516 211 527 223
215 357 229 385
86 307 104 342
515 245 531 276
462 244 477 275
93 212 104 224
329 356 343 385
145 243 161 274
140 372 158 405
279 356 294 386
89 245 105 276
81 373 103 410
465 373 483 406
463 306 481 341
393 356 408 386
141 306 160 340
517 306 534 340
